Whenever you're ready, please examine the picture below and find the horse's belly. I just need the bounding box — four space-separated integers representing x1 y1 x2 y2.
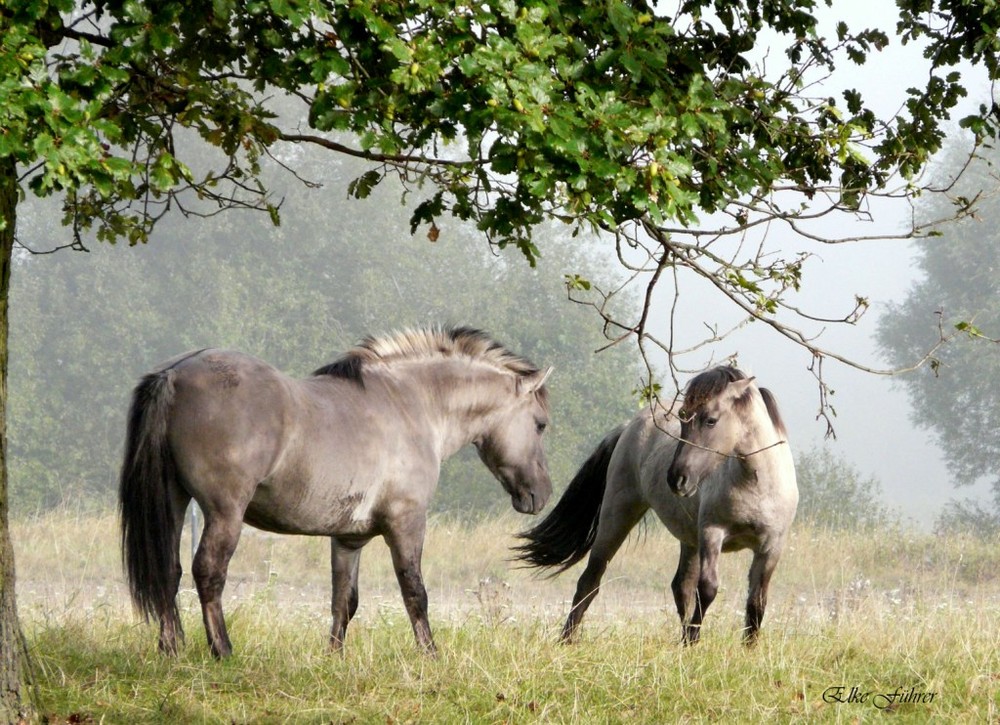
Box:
244 481 381 537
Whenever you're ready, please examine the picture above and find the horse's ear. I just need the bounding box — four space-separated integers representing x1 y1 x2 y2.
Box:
728 377 756 396
519 366 554 395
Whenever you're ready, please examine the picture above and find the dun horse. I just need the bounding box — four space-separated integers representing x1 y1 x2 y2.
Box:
515 366 796 644
119 326 553 657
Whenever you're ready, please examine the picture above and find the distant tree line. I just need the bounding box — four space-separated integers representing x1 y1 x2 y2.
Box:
794 448 892 531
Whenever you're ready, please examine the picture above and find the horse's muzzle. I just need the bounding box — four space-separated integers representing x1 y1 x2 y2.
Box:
509 479 550 514
499 464 551 514
511 488 548 514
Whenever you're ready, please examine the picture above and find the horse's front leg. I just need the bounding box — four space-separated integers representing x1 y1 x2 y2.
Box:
385 516 436 654
687 526 724 645
744 544 782 645
671 542 700 644
329 538 363 652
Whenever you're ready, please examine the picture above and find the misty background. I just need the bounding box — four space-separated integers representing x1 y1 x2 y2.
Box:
9 1 1000 529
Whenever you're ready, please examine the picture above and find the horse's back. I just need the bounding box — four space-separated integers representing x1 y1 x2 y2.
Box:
611 407 677 480
162 350 440 535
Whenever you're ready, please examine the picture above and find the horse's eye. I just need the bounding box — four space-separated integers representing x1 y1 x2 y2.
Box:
704 417 717 428
536 421 547 434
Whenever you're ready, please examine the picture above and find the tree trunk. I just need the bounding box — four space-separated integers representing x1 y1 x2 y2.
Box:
0 158 32 723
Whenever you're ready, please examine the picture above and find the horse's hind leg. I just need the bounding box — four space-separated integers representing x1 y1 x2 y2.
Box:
744 544 782 645
329 538 363 651
561 496 646 643
670 543 701 645
159 485 192 655
192 509 243 658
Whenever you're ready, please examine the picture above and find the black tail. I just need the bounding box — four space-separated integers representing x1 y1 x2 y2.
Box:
118 369 181 625
513 426 624 574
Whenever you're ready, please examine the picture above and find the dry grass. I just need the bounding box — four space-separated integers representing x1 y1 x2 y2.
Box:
12 509 1000 722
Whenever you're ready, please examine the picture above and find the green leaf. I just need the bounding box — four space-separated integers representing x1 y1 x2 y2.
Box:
347 170 382 200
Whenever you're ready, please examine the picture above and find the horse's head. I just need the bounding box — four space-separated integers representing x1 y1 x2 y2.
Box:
667 369 761 497
474 367 553 514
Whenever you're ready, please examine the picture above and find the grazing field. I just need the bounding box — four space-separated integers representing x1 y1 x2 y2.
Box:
12 509 1000 723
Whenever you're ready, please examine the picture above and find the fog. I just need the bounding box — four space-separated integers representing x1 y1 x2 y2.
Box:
650 228 980 528
785 4 994 526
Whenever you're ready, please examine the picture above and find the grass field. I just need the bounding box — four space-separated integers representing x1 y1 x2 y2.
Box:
12 509 1000 723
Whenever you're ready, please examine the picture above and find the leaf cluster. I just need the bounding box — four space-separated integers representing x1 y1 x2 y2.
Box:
8 1 997 249
2 0 279 245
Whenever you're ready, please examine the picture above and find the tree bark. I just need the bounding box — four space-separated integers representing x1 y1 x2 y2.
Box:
0 158 32 723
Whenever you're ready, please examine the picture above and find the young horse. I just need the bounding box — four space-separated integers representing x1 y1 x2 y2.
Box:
119 326 553 657
515 366 797 644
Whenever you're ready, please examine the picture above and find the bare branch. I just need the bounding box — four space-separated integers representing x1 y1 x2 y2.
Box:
278 132 475 170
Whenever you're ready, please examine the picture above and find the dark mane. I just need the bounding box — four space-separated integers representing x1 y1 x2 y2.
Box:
683 365 785 434
312 355 365 382
313 325 543 386
682 365 748 411
757 387 787 436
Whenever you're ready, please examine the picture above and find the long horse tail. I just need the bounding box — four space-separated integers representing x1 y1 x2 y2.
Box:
513 425 624 574
118 368 181 625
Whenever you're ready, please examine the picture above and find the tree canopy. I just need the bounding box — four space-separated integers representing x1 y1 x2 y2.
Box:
5 0 1000 392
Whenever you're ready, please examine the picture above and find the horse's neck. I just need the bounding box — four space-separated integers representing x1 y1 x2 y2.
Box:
403 359 512 459
737 420 792 489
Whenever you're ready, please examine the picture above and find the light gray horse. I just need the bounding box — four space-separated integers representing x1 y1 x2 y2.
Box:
515 366 797 645
119 326 553 657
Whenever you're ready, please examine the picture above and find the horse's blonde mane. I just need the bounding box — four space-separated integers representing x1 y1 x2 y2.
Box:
314 325 542 381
